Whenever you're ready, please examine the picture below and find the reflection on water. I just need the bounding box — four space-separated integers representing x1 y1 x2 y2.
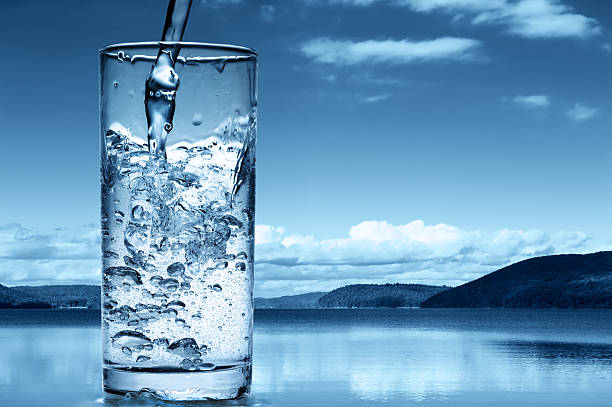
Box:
1 309 611 406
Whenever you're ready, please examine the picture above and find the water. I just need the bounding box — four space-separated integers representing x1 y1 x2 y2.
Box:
1 309 611 406
101 119 255 390
145 0 192 157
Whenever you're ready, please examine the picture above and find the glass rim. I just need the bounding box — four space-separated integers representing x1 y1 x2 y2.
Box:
99 41 257 57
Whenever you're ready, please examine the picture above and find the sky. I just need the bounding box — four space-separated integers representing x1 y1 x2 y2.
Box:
1 0 612 296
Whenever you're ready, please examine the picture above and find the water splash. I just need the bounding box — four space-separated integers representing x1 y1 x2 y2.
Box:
145 0 193 157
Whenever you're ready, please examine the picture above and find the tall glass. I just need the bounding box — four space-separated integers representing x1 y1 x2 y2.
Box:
100 42 256 400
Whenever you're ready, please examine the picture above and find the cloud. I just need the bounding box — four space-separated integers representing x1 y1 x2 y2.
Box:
260 5 276 22
0 223 100 286
603 44 612 52
0 224 99 261
252 220 593 296
359 93 391 103
300 37 482 65
309 0 600 39
566 103 599 122
512 94 550 109
471 0 600 39
0 220 597 297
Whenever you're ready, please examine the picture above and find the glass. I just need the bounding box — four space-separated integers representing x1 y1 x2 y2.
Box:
99 42 257 400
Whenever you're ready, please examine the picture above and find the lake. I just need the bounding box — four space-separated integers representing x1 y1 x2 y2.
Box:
1 309 611 406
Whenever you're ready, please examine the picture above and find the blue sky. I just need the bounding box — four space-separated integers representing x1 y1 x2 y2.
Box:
1 0 612 296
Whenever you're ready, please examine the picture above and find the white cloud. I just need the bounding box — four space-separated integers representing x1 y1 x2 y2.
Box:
0 220 599 298
512 94 550 109
472 0 600 39
603 44 612 52
260 5 276 22
359 93 391 103
253 220 594 296
566 103 599 122
310 0 600 39
255 225 286 245
301 37 482 65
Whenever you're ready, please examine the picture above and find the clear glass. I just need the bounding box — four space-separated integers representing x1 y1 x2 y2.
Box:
100 42 256 401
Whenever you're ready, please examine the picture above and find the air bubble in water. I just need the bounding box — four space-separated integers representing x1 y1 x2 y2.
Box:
212 284 222 292
167 262 185 276
167 338 201 358
159 278 179 292
112 330 151 347
192 113 203 126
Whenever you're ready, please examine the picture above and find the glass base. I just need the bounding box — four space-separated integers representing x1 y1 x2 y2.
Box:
103 364 251 401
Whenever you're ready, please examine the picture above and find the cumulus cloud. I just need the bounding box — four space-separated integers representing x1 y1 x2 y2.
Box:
0 223 100 286
260 5 276 22
359 93 391 103
253 220 592 296
301 37 482 65
309 0 600 39
0 220 597 298
566 103 599 122
512 94 550 109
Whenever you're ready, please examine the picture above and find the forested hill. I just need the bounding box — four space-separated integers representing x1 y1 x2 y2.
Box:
422 252 612 308
318 284 450 308
0 285 100 309
254 292 327 309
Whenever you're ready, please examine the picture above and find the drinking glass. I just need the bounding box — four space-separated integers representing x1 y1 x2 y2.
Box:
100 42 256 400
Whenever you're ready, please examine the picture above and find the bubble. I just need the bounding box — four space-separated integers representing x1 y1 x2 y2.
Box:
181 358 195 370
122 346 132 356
159 278 179 292
131 205 151 223
112 330 151 347
113 81 119 88
236 262 246 271
161 308 178 317
200 362 216 370
175 318 187 327
167 262 185 276
109 305 135 321
167 300 186 308
192 113 203 126
104 266 142 286
150 275 163 284
236 251 248 260
136 355 151 363
212 284 222 292
103 250 119 259
153 338 169 347
167 338 201 358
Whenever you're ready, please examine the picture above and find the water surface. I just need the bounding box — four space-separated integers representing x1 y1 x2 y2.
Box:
1 309 611 406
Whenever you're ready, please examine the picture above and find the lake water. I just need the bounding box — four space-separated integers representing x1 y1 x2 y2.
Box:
1 309 611 406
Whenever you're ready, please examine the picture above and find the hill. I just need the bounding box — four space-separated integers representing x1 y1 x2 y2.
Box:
254 292 327 309
318 283 449 308
422 251 612 308
0 285 100 309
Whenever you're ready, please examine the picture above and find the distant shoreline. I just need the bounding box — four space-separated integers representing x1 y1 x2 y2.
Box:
2 251 612 309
